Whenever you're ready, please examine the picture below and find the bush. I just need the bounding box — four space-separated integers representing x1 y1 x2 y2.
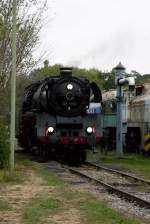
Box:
0 121 9 169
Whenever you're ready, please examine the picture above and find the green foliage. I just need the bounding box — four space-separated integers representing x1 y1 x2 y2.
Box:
30 63 61 81
0 75 31 127
73 67 104 88
129 70 150 84
0 120 9 169
29 61 112 89
0 84 10 124
102 71 116 90
137 74 150 84
32 61 150 90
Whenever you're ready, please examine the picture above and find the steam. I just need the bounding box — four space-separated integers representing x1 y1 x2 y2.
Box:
67 24 135 70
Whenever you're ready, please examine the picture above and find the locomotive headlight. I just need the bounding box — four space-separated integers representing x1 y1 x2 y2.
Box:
86 127 93 134
47 127 54 134
67 84 73 90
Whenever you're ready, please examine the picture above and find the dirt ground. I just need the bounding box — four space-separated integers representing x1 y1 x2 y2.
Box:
0 166 82 224
0 160 146 224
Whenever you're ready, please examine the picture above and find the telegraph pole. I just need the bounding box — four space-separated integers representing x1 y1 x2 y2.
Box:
10 0 17 174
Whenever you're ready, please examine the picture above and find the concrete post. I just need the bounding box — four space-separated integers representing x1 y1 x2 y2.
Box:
10 0 17 174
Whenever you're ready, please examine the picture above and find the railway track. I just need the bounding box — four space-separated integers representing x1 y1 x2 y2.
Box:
85 161 150 185
23 151 150 211
19 151 150 221
68 163 150 209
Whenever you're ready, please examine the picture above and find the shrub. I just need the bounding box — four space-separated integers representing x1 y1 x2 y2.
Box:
0 120 9 169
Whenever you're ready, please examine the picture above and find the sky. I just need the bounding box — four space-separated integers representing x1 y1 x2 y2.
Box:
36 0 150 74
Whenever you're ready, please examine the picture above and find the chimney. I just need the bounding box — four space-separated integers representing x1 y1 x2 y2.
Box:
60 67 72 76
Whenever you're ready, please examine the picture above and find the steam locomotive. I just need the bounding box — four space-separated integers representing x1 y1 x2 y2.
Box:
18 67 102 164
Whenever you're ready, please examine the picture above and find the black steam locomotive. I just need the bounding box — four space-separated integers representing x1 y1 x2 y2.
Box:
18 67 102 164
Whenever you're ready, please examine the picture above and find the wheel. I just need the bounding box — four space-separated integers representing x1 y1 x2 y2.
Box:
66 146 86 165
79 149 86 163
37 142 49 162
66 145 78 166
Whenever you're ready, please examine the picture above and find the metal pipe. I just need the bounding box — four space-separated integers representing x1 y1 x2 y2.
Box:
114 62 125 158
116 84 123 158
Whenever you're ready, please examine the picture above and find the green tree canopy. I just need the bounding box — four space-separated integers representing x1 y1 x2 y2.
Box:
30 62 149 90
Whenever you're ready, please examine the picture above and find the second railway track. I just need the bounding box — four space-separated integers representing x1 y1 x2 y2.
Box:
85 161 150 185
68 162 150 210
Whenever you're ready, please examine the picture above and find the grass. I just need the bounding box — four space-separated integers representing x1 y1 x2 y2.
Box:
78 197 140 224
0 165 25 184
56 185 141 224
18 155 66 188
0 199 11 211
37 166 66 188
0 154 144 224
23 197 61 224
25 160 140 224
87 150 150 179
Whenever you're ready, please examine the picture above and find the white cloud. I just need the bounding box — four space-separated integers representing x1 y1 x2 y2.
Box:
36 0 150 74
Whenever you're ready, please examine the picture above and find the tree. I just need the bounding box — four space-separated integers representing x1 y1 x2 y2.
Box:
73 67 104 88
142 74 150 83
102 71 116 90
30 62 114 90
30 61 61 81
0 0 47 88
0 0 47 124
